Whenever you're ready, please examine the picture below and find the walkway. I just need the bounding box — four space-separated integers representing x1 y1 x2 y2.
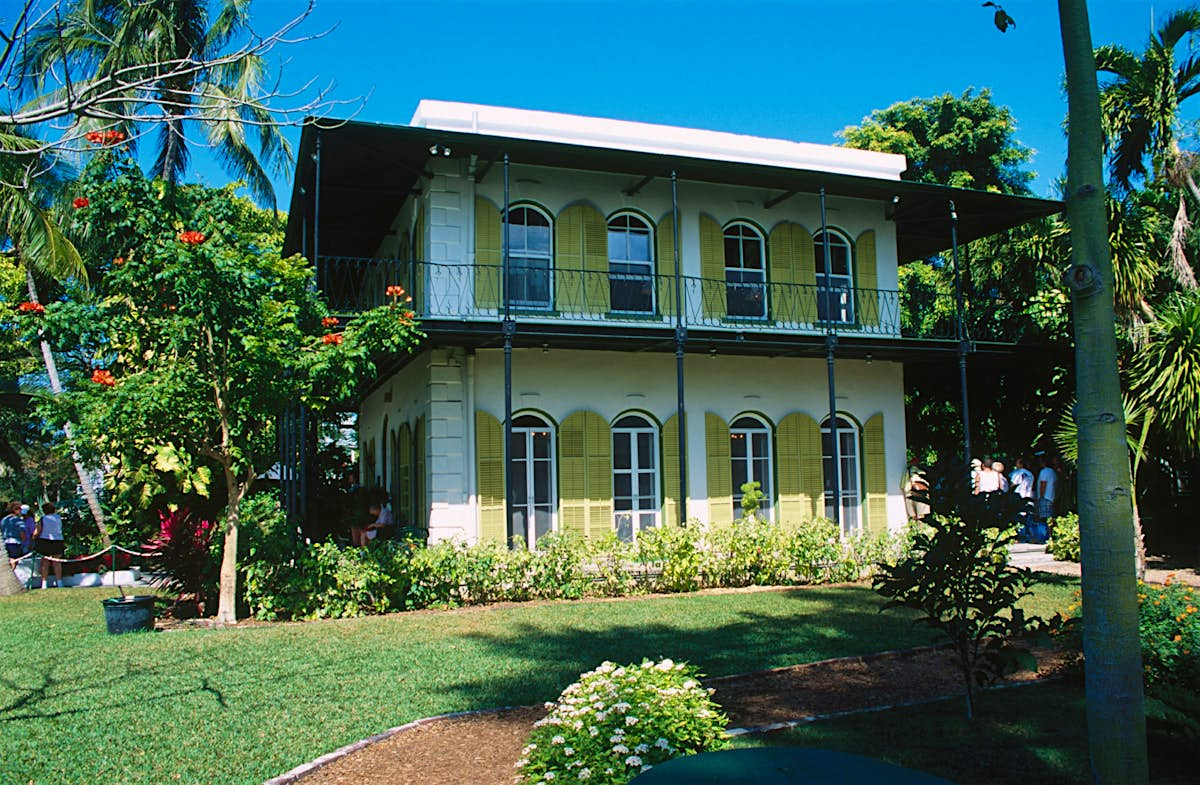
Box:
1009 543 1200 586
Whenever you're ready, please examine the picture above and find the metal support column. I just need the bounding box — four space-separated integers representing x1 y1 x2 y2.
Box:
501 155 517 547
313 130 321 269
671 172 688 525
820 187 842 531
949 200 972 464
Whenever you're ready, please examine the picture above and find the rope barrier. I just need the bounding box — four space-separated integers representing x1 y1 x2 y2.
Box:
11 543 156 564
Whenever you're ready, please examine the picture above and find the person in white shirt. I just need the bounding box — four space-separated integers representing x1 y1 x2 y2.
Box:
1010 457 1035 500
1036 457 1058 521
34 502 65 588
975 458 1001 493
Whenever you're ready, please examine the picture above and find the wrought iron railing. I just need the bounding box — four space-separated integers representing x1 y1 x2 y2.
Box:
316 256 1024 343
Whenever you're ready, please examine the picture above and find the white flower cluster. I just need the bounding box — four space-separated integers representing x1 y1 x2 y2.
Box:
518 658 727 785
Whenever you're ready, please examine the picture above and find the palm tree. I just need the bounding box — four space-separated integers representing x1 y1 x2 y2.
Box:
1128 291 1200 457
21 0 291 208
0 129 111 547
1096 8 1200 289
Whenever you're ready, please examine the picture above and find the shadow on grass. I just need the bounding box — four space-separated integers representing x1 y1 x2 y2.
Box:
427 588 942 709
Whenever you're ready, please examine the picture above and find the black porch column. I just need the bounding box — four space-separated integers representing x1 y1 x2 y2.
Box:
949 200 972 464
820 187 841 531
671 171 687 525
501 154 517 546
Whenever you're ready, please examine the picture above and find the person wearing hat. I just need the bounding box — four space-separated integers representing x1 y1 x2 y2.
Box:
19 504 35 553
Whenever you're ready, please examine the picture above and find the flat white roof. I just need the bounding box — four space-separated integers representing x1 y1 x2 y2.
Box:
409 100 907 182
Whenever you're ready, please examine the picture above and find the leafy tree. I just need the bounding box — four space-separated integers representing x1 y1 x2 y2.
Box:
1096 7 1200 289
1059 1 1149 781
874 463 1038 720
20 0 292 208
26 148 421 623
839 89 1034 194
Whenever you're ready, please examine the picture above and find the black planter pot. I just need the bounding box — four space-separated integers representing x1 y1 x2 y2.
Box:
101 595 156 634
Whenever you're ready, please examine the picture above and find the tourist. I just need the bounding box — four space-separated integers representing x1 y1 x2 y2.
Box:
19 504 35 552
975 458 1002 494
1010 457 1036 540
2 502 25 568
34 502 65 588
992 460 1009 493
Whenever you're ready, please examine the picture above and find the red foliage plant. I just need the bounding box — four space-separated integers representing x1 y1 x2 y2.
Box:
143 509 217 603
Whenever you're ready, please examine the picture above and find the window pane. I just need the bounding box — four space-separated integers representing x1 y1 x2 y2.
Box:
637 432 654 466
629 231 650 262
609 231 627 261
529 225 551 254
614 473 632 498
615 512 633 543
638 472 654 498
533 508 552 541
533 460 550 499
533 433 551 459
730 432 747 458
511 433 527 458
614 433 632 469
724 236 740 265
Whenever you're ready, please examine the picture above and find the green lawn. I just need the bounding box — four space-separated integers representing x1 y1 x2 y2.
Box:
731 679 1192 785
0 579 1077 785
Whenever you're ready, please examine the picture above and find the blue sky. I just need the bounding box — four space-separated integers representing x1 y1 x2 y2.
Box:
189 0 1197 203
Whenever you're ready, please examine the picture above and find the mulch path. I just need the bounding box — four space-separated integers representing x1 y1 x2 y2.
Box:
282 644 1071 785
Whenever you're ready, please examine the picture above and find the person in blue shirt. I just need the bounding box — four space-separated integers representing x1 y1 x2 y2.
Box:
2 501 26 567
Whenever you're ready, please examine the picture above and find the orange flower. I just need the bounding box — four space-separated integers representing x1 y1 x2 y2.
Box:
385 285 406 298
73 197 89 209
113 257 125 266
321 316 340 328
17 301 45 315
178 230 207 245
1174 634 1183 642
91 369 115 387
322 333 343 345
85 130 126 145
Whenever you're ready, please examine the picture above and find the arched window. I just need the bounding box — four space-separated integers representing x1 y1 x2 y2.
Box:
730 415 772 519
813 230 854 324
724 222 767 318
506 205 553 309
612 414 659 541
510 413 556 547
608 214 654 313
822 416 861 535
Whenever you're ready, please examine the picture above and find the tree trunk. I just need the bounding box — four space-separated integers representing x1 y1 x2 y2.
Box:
0 557 25 595
25 267 111 548
215 465 243 625
1058 3 1149 784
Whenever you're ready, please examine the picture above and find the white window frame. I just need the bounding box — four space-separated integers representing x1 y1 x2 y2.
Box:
505 205 554 310
511 413 557 548
612 414 660 541
607 213 656 314
813 229 855 324
822 416 862 537
724 222 767 319
730 415 773 520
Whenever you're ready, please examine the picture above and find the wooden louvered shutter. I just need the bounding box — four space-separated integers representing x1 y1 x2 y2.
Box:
555 204 608 314
769 223 798 323
796 225 818 324
585 413 613 537
699 215 726 320
474 198 502 309
412 207 426 311
705 412 732 524
559 411 613 538
414 417 426 534
476 410 505 542
856 230 879 327
777 412 824 526
863 413 888 533
661 414 682 526
396 423 412 523
656 214 677 317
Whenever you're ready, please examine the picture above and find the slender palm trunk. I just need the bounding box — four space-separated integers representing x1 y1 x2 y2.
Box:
215 466 243 625
1059 3 1149 783
0 557 25 595
24 266 111 548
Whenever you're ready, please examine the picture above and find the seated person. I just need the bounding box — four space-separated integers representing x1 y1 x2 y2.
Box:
362 503 394 543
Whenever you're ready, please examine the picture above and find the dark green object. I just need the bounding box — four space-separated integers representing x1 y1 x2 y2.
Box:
101 595 156 634
628 747 958 785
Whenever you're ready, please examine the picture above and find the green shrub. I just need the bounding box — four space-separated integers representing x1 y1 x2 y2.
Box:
635 524 702 593
1047 512 1081 562
1139 578 1200 690
517 658 727 785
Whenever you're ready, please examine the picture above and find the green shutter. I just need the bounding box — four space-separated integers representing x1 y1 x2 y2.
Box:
656 215 677 317
777 412 824 525
396 422 412 523
476 410 505 542
662 414 682 526
474 198 501 309
856 230 879 327
555 204 608 314
414 417 426 536
796 225 818 324
705 412 732 524
699 214 727 320
559 410 613 538
768 222 799 322
864 412 888 533
412 207 425 312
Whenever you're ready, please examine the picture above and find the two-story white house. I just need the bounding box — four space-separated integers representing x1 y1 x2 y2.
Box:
282 101 1059 546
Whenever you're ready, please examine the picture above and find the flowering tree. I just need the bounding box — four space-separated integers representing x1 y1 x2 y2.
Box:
22 144 420 623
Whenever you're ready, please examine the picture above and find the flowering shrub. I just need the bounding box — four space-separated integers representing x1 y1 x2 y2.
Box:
17 301 45 315
518 659 727 785
321 332 343 345
321 316 340 328
1138 578 1200 689
142 509 218 604
1046 512 1080 562
90 368 116 386
72 196 89 209
177 230 206 245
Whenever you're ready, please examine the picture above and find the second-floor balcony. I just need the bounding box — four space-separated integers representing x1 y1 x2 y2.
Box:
317 256 1026 345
